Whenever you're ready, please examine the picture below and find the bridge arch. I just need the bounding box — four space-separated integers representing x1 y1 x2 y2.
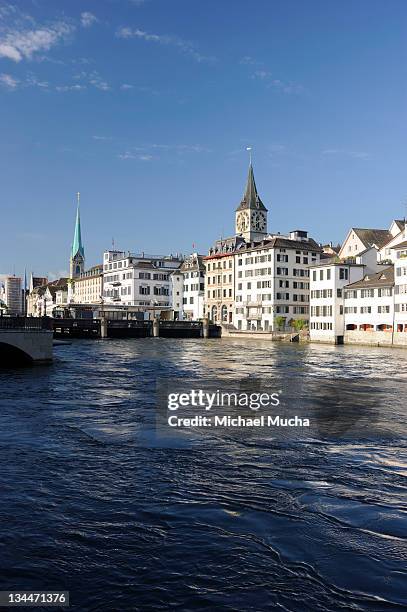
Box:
0 341 34 366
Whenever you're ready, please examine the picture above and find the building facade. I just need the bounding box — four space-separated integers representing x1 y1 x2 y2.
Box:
180 253 205 320
392 241 407 337
309 262 365 343
234 232 321 331
204 236 243 324
343 266 394 341
27 278 68 317
0 275 22 315
102 250 183 316
309 247 381 344
71 265 103 305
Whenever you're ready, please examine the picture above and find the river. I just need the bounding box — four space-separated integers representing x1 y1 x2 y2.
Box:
0 338 406 611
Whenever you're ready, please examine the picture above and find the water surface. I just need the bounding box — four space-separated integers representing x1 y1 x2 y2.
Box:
0 339 406 611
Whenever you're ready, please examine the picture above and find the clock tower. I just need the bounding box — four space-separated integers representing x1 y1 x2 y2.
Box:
235 163 268 242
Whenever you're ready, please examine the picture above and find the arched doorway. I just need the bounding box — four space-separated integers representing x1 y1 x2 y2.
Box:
211 305 218 322
221 305 228 322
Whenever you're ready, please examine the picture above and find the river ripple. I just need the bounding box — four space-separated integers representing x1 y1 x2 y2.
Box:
0 339 406 611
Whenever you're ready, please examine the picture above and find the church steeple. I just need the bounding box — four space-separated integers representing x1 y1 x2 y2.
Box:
236 163 267 213
235 162 268 242
70 192 85 279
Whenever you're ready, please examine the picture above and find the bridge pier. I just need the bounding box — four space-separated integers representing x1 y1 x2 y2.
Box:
152 317 160 338
202 318 210 339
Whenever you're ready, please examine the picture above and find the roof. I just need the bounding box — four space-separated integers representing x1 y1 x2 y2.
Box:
345 266 394 289
309 259 364 269
71 203 85 260
180 254 205 273
394 219 405 231
322 243 341 253
236 163 267 212
46 277 69 295
352 228 392 250
206 236 322 258
391 240 407 250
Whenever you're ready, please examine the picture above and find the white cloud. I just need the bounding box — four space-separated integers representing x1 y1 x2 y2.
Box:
116 26 216 63
253 70 272 80
55 84 86 92
71 70 110 91
240 56 259 66
0 72 19 89
322 149 370 160
150 143 211 153
47 269 69 281
251 70 304 94
0 43 21 61
80 12 98 28
93 135 112 140
90 77 110 91
120 83 133 90
26 73 49 88
0 21 74 62
118 152 154 161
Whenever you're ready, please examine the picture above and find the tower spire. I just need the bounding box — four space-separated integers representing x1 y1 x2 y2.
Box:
236 160 267 212
71 192 84 260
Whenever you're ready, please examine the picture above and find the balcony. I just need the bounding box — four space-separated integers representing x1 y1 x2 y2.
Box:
245 312 262 320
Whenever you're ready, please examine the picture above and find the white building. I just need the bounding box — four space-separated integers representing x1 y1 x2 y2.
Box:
0 275 22 315
339 220 405 260
102 250 183 317
234 231 322 331
343 266 394 337
392 241 407 336
171 270 183 320
27 278 68 317
309 247 380 344
309 261 365 344
171 254 205 321
180 253 205 320
71 265 103 305
378 220 407 263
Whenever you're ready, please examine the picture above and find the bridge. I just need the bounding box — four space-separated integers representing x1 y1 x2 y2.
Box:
53 316 221 339
0 317 54 366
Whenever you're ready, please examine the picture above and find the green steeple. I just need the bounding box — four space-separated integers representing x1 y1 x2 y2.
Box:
71 194 84 260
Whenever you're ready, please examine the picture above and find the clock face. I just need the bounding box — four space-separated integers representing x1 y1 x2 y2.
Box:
237 211 249 232
251 211 266 232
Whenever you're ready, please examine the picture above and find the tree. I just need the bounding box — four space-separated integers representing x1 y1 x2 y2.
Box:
275 316 286 331
292 319 307 332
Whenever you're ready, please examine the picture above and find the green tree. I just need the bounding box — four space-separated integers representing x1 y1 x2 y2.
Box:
292 319 307 332
274 316 286 331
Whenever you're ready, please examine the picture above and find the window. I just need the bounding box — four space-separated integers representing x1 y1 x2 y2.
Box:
339 268 348 280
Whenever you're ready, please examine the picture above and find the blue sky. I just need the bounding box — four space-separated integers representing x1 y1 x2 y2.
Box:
1 0 407 278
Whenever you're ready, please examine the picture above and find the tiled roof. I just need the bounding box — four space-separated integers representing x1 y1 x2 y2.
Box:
345 266 394 289
353 228 392 249
391 240 407 249
238 236 322 253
